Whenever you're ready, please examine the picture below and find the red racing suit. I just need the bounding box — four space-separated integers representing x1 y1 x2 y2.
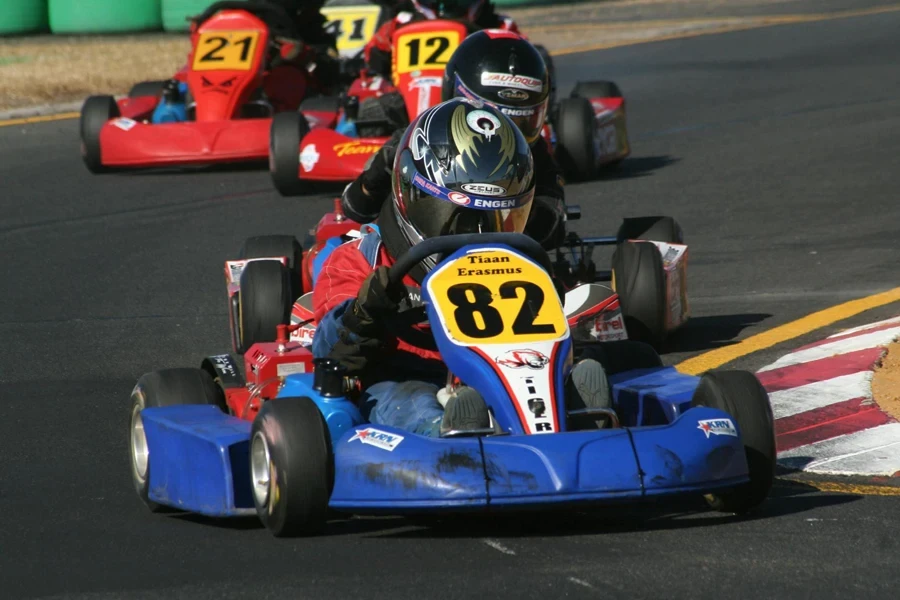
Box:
363 7 520 78
312 228 444 385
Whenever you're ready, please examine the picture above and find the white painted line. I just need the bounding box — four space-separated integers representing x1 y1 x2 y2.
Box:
568 577 594 589
770 371 872 420
759 326 900 372
778 423 900 476
828 316 900 338
483 539 516 556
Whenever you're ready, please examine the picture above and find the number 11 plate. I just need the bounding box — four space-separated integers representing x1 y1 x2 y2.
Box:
426 248 568 346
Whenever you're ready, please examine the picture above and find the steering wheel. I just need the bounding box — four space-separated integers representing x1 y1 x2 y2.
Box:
192 1 301 40
388 232 553 287
381 233 555 349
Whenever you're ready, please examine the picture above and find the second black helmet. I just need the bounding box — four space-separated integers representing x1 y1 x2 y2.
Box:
442 29 550 144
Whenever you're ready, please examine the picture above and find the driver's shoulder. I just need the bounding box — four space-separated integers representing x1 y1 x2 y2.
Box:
323 225 384 268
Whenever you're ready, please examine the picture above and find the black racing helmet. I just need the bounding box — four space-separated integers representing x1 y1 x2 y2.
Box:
381 98 535 277
442 30 550 144
413 0 486 20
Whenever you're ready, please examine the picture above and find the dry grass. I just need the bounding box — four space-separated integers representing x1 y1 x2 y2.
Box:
0 34 189 110
872 341 900 423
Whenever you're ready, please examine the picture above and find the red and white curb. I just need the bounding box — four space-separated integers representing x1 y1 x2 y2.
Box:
756 316 900 477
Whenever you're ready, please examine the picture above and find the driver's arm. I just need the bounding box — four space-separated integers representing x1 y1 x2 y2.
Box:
312 242 406 373
340 128 404 222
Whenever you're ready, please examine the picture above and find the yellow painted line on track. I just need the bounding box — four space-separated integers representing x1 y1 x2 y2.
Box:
0 112 80 128
550 3 900 56
676 288 900 375
778 478 900 497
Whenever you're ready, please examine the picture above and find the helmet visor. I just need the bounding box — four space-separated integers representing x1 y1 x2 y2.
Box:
407 170 534 237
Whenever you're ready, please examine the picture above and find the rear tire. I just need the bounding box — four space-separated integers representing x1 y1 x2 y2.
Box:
270 111 311 197
617 216 684 244
554 97 596 182
130 369 226 512
80 95 119 174
612 241 667 349
571 80 623 100
239 235 304 300
251 397 333 536
299 95 342 114
238 260 293 353
691 370 776 514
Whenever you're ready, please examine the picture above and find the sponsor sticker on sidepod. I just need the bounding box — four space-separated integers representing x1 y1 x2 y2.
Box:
348 427 405 451
697 419 738 439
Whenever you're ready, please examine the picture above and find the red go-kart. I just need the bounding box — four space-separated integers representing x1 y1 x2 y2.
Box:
79 1 330 173
221 201 689 356
268 18 473 196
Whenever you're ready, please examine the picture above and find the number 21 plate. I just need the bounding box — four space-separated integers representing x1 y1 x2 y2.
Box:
426 248 568 346
192 31 260 71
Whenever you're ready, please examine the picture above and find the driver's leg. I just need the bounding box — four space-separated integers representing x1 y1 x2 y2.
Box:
565 359 614 428
365 380 445 437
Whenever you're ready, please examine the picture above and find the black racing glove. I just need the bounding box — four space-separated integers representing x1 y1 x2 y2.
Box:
341 265 407 337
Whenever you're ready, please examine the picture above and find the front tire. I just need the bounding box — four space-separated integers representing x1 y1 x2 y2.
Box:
130 369 227 512
251 397 333 536
237 260 293 353
239 235 304 300
691 370 776 514
270 111 311 197
554 97 596 181
80 95 119 174
612 241 667 349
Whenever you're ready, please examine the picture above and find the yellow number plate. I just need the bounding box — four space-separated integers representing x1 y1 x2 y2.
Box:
192 31 261 71
427 249 568 346
394 30 461 76
322 6 382 57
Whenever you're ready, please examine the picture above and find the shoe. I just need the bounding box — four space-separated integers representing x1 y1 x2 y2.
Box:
566 359 614 429
440 386 491 436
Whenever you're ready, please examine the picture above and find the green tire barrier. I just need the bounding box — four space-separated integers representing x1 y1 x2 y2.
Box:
163 0 239 32
48 0 162 34
0 0 48 35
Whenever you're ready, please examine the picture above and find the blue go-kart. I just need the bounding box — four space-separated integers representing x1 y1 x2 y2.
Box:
129 233 775 537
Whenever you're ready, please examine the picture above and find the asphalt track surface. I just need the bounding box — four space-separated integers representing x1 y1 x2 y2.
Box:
2 9 900 600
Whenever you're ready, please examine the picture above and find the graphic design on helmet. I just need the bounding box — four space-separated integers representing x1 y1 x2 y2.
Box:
480 72 542 92
498 89 529 101
381 99 536 280
451 104 515 176
461 183 507 196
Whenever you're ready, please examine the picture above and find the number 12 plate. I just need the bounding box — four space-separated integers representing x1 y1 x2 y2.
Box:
426 248 568 346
